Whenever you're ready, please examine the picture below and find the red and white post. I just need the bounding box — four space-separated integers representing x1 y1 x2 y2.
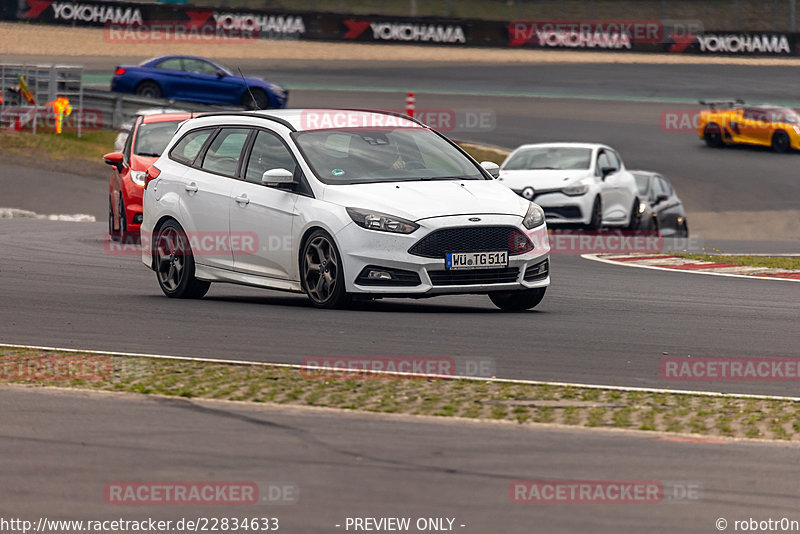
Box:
405 92 416 118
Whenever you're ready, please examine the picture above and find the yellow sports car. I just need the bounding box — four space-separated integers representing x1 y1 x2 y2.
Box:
697 100 800 153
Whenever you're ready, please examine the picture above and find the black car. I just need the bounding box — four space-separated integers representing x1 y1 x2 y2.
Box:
632 171 688 237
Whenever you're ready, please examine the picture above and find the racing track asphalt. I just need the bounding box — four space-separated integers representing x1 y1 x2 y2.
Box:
0 218 798 397
3 386 799 534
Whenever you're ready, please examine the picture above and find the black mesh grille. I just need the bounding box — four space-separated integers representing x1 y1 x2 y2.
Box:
543 206 583 219
409 226 529 258
428 268 520 286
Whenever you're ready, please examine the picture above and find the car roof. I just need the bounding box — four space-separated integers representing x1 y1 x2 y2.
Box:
185 109 424 132
629 170 660 178
512 142 610 151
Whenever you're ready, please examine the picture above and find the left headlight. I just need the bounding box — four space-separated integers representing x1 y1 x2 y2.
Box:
130 170 147 186
522 202 545 229
562 178 592 196
347 207 419 234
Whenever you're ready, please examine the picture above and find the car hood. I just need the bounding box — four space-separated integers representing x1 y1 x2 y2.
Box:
498 169 591 191
323 180 529 222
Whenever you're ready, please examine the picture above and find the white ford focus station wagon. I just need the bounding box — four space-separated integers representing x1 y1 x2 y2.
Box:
140 109 550 310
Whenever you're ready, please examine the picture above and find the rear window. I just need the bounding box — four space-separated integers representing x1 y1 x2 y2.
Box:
170 129 213 165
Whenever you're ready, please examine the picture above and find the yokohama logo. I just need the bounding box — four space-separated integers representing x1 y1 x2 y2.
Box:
50 1 142 23
696 33 791 54
344 20 466 43
213 13 305 34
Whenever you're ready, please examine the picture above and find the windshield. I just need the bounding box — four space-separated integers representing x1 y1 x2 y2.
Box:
134 121 182 157
292 128 485 184
633 174 650 196
503 147 593 171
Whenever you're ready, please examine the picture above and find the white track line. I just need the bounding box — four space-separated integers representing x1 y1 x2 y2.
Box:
582 253 800 282
2 343 800 403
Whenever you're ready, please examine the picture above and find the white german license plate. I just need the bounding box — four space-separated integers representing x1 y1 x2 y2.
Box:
445 251 508 270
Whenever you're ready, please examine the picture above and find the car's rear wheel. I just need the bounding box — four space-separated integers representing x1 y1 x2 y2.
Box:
490 287 546 312
772 130 791 153
135 81 162 99
586 197 602 230
704 123 724 148
301 230 351 309
242 89 269 110
154 221 210 299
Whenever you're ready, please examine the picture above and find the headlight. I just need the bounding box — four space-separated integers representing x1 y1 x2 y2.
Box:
269 84 287 98
638 201 647 214
794 126 800 134
346 207 419 234
130 170 147 186
562 179 591 196
522 203 545 229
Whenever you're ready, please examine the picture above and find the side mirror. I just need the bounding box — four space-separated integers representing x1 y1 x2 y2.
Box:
480 161 500 178
600 166 616 179
103 151 125 171
655 193 669 203
216 70 226 78
262 168 295 186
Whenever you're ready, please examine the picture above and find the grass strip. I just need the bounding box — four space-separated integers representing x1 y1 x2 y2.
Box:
1 347 799 441
675 253 800 271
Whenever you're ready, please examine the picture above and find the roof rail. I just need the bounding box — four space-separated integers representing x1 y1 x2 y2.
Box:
191 111 297 131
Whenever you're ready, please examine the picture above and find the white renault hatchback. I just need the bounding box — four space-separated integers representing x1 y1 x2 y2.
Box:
498 143 641 229
140 109 550 310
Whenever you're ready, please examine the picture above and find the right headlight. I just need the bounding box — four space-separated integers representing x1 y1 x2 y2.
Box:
522 202 545 229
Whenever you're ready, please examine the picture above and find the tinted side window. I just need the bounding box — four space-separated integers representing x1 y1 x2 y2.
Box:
183 58 218 75
651 178 666 199
658 177 672 196
170 129 213 165
154 58 182 71
200 128 250 177
122 117 137 162
607 150 620 170
245 130 297 183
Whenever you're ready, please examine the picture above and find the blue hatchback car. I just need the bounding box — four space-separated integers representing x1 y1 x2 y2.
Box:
111 55 288 110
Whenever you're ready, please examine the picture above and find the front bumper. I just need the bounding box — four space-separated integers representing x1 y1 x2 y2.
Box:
336 214 550 296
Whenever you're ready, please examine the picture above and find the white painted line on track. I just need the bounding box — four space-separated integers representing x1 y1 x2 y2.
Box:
582 253 800 282
3 343 800 403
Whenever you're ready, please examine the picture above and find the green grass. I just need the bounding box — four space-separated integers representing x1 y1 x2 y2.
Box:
675 254 800 271
2 346 800 441
0 129 117 162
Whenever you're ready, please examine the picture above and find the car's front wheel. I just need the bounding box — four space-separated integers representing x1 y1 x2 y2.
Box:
301 230 351 309
153 221 210 299
242 89 270 110
586 196 602 230
627 198 641 230
772 130 791 153
108 197 120 242
490 287 546 312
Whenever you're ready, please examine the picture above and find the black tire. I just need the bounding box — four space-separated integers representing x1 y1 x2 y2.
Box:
677 221 689 238
135 81 162 99
586 196 602 230
704 123 724 148
300 230 351 309
772 130 791 153
153 221 210 299
489 287 547 312
108 197 119 242
626 198 641 230
241 89 270 110
118 196 127 241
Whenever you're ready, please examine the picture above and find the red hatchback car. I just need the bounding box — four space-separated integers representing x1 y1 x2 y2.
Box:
104 112 194 240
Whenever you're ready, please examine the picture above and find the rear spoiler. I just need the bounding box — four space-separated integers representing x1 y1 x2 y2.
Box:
699 99 745 110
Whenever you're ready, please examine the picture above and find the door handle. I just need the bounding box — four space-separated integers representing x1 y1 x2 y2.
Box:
185 183 198 193
235 194 250 205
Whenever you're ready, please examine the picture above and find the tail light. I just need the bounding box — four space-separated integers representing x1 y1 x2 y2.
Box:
115 67 127 76
144 166 161 189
